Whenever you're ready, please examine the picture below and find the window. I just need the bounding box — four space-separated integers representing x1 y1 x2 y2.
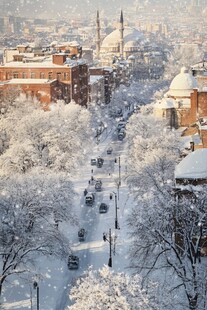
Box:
30 72 35 78
56 72 61 80
22 72 27 78
64 72 69 80
48 72 53 80
13 72 18 78
40 72 45 79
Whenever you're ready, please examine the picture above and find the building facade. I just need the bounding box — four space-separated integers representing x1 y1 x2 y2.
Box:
0 47 89 106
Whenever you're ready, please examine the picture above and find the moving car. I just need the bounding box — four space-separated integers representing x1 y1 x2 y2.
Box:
97 157 104 168
99 203 108 213
68 255 79 269
117 121 127 131
85 193 95 206
91 158 97 166
107 147 113 154
78 228 86 241
95 180 102 192
118 128 126 140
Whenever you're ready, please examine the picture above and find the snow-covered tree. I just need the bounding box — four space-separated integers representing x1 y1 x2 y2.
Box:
0 102 93 175
69 266 156 310
164 45 203 80
0 171 77 296
128 186 207 310
126 109 207 309
0 87 21 115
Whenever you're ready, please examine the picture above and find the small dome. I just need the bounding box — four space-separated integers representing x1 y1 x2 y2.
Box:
154 98 175 109
168 67 197 97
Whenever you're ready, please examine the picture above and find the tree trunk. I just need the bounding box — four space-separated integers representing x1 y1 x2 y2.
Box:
0 275 6 296
189 296 197 310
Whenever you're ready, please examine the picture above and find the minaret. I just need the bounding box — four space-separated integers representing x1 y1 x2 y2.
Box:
119 10 124 59
96 10 101 59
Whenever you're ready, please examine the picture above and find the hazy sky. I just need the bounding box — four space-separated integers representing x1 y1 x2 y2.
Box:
1 0 196 19
3 0 183 18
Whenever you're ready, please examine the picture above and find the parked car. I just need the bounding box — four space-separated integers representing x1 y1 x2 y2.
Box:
91 158 97 166
95 180 102 192
85 193 95 206
78 228 86 241
68 255 79 269
99 203 108 213
107 147 113 154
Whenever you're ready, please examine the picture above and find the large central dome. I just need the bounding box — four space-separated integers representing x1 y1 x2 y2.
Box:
101 27 144 49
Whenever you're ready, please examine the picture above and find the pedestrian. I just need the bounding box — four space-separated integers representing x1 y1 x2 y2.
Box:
88 180 90 185
91 169 93 174
91 176 94 181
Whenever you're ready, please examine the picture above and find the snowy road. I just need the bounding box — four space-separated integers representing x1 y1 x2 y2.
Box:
56 126 132 309
2 123 133 310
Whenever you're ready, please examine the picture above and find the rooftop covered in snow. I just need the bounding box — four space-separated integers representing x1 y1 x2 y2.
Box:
175 148 207 180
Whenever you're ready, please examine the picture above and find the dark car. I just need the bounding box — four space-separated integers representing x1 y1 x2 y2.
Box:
68 255 79 269
99 203 108 213
78 228 86 241
91 158 97 166
118 128 126 140
107 147 113 154
95 180 102 192
97 157 104 168
85 193 95 206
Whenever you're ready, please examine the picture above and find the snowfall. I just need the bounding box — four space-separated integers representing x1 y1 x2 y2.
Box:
1 115 134 310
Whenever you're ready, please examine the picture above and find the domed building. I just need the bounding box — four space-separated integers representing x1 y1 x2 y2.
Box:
154 67 199 128
96 11 146 67
101 27 144 56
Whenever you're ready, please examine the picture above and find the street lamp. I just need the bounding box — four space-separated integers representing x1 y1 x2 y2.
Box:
33 281 39 310
112 191 119 229
103 228 113 267
115 157 121 186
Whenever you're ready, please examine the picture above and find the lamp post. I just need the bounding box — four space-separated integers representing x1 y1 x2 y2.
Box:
118 156 121 186
103 228 112 267
115 157 121 186
33 281 39 310
112 191 119 229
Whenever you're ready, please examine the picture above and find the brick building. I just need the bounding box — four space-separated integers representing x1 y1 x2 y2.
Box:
0 79 69 109
154 67 207 148
0 46 89 106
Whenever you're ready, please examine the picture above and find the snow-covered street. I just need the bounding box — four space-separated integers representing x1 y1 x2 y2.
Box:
2 115 134 310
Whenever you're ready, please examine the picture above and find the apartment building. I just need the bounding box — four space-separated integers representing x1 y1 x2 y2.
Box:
0 48 89 106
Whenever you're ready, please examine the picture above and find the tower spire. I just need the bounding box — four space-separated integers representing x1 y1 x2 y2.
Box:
119 10 124 58
96 10 101 59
